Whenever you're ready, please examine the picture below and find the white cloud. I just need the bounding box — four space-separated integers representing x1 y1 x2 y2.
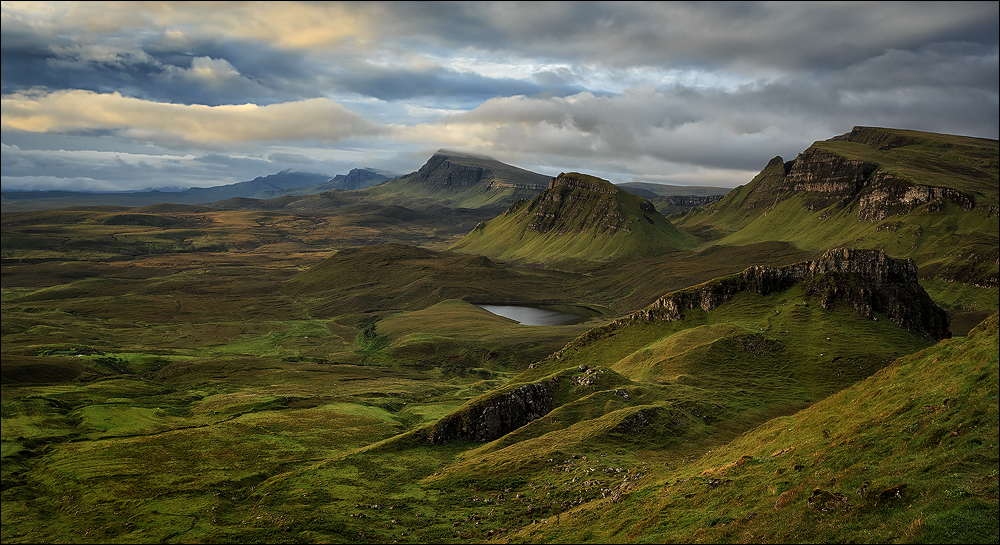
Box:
1 89 385 147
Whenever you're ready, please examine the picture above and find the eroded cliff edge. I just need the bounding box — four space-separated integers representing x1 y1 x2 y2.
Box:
422 383 553 444
731 126 996 221
563 247 950 355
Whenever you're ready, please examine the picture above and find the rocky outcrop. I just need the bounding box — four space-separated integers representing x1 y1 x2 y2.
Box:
661 195 724 207
423 382 552 444
563 248 950 351
332 168 391 190
410 152 549 191
524 173 655 236
736 128 984 220
856 171 976 221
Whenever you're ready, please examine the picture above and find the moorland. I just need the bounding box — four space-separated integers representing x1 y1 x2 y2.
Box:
1 126 997 543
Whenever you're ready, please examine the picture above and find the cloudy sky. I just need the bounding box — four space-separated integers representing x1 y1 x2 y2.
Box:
2 1 998 192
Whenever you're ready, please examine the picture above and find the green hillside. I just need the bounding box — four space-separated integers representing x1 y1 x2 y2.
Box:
2 128 997 545
513 311 999 543
450 172 698 269
672 127 999 313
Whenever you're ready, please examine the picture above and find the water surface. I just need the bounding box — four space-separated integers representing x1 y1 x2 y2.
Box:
475 304 596 326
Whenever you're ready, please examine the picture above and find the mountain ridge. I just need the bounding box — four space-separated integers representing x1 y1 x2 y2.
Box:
672 126 999 313
450 172 697 268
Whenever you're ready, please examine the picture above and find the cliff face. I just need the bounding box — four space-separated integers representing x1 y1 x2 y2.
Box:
413 154 491 188
733 127 988 221
660 195 724 207
410 152 549 191
567 248 950 350
523 173 652 236
423 383 552 444
333 168 390 190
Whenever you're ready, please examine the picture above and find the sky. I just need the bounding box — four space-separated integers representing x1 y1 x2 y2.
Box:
2 1 998 192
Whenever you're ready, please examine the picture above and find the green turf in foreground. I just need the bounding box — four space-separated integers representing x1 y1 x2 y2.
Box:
512 312 999 543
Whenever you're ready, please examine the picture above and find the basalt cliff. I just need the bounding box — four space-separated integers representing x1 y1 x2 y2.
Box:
564 247 951 356
723 126 996 221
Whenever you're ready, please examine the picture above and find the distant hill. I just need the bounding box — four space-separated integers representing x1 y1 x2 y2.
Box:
0 170 336 212
672 126 999 313
450 172 697 269
362 150 550 212
250 168 393 199
616 181 730 199
617 182 730 215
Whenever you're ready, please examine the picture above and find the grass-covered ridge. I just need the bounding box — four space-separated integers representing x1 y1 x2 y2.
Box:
450 172 697 269
672 127 998 317
512 311 999 543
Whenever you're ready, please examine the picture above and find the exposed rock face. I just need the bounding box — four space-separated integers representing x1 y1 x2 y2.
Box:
661 195 724 207
424 383 552 444
566 248 950 349
522 173 657 236
333 168 390 190
410 152 549 191
856 171 975 221
413 154 491 188
737 128 982 220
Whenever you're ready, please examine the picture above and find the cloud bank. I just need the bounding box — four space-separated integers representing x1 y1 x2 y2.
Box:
2 1 997 191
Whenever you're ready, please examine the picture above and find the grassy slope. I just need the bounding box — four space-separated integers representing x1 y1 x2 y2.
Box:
450 173 698 269
512 312 999 544
672 129 999 313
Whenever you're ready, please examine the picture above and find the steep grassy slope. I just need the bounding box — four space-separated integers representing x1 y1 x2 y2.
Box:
513 311 999 544
672 127 999 315
450 172 698 269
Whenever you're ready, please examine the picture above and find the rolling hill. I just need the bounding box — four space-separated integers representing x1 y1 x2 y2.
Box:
2 127 997 544
0 170 336 212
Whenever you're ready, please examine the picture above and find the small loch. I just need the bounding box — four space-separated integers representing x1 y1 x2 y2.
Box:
475 304 601 326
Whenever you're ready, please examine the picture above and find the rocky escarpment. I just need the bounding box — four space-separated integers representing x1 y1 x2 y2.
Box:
661 195 724 207
423 382 552 444
410 152 549 191
522 173 658 235
562 248 950 353
734 126 986 221
332 168 391 190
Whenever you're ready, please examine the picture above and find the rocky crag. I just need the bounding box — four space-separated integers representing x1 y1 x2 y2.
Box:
520 173 659 236
562 248 950 354
423 382 553 444
730 126 993 221
450 172 696 267
410 151 549 191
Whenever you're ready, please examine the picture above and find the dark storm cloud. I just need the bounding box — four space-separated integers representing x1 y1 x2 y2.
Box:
389 1 999 72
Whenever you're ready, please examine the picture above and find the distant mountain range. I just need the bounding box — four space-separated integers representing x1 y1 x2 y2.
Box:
1 151 731 214
0 169 389 212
